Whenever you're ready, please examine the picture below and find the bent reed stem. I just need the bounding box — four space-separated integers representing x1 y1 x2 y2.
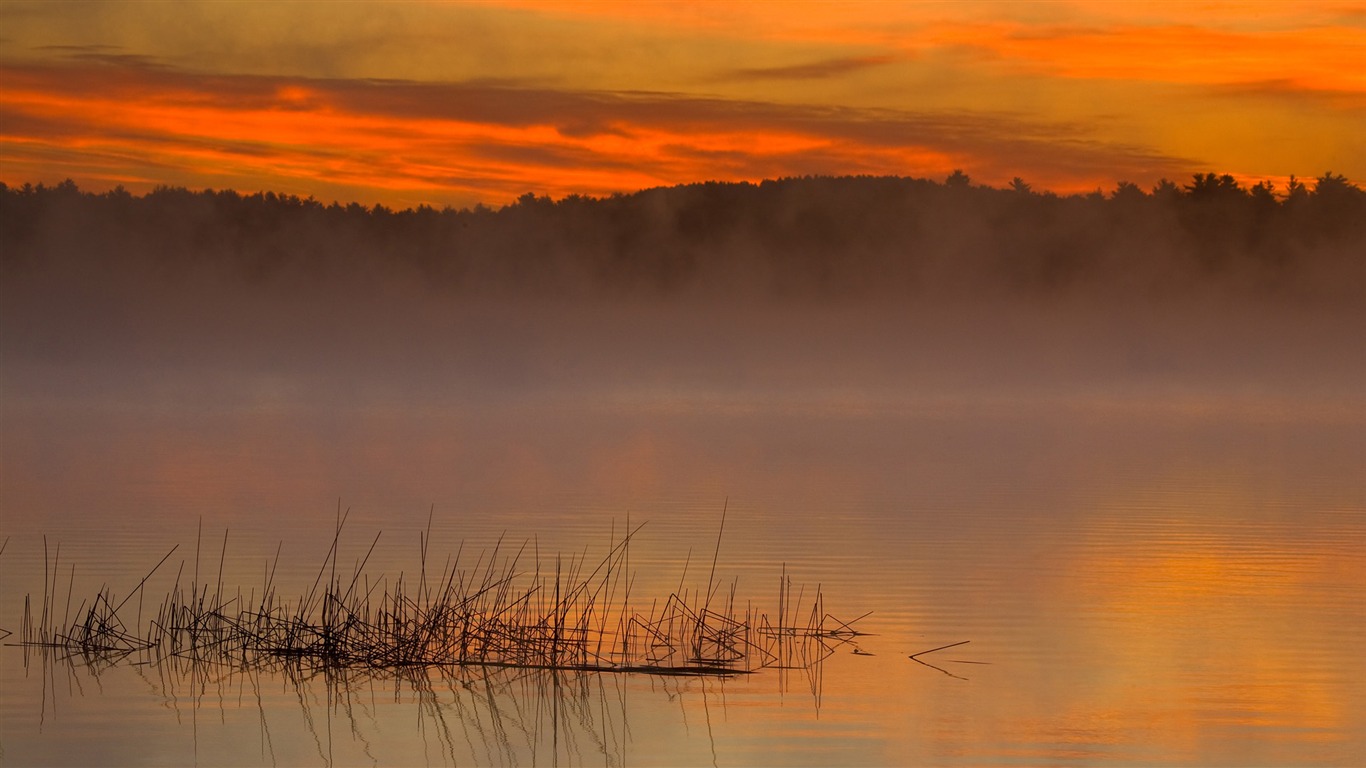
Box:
10 516 866 679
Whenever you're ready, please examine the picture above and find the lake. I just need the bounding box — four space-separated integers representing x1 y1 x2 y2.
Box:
1 298 1363 766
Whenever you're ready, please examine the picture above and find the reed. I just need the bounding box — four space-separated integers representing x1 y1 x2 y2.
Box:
11 516 864 678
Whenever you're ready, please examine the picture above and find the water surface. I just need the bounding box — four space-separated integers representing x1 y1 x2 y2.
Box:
2 300 1363 766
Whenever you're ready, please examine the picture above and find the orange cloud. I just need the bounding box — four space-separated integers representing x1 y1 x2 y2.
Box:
3 3 1360 205
926 21 1366 93
710 55 898 83
0 59 1195 207
486 1 1364 92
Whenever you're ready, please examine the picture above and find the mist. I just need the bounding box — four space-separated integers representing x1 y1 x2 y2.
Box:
2 173 1362 416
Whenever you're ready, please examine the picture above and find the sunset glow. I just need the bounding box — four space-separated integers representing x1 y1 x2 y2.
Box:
1 1 1362 207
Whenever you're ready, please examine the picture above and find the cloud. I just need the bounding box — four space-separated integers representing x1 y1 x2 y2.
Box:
714 55 896 82
2 2 1358 207
928 21 1365 93
0 58 1199 206
33 44 123 53
1203 78 1366 111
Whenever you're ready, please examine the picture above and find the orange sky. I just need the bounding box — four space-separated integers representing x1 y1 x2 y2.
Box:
1 1 1362 208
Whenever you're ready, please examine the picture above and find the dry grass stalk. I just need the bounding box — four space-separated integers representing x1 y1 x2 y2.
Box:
12 516 865 679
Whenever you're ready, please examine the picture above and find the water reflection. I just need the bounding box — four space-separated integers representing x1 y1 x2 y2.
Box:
2 392 1363 765
8 642 847 767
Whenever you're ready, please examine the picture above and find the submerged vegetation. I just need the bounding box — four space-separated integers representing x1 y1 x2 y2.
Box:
12 514 865 679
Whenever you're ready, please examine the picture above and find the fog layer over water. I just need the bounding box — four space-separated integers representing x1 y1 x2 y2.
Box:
4 176 1362 411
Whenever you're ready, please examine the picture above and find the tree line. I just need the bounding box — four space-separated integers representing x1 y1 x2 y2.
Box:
2 172 1362 301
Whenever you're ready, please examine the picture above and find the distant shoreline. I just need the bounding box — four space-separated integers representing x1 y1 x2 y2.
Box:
3 173 1362 304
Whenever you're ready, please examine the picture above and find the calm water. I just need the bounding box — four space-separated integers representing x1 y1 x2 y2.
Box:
2 301 1364 766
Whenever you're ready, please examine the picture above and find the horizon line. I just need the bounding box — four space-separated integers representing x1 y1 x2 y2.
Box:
4 170 1359 214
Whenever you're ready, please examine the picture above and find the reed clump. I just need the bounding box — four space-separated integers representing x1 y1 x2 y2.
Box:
13 515 865 678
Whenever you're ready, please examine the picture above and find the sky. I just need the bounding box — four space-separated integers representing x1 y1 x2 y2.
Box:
0 0 1362 208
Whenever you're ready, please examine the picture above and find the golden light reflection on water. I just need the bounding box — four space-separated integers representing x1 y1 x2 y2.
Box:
1024 487 1366 763
1 389 1363 765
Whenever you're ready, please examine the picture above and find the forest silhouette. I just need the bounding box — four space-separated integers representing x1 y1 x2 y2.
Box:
3 172 1362 305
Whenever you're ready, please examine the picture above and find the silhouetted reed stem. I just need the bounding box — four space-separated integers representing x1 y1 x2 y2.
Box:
11 517 865 677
